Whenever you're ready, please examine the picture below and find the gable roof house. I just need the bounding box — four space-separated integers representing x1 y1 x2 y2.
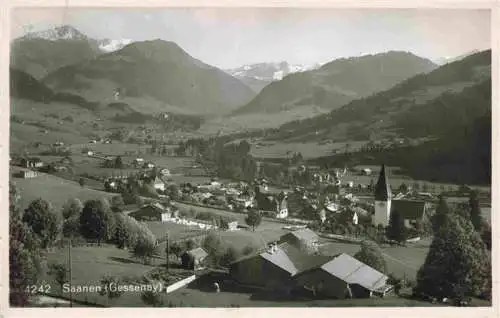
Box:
129 202 167 221
279 228 320 252
294 253 391 299
229 242 330 294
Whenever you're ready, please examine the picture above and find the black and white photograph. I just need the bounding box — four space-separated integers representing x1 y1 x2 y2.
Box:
6 5 494 309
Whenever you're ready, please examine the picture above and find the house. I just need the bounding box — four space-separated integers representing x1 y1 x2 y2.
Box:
181 247 208 270
20 158 44 169
133 158 144 166
160 168 170 176
294 253 391 299
161 206 180 222
235 197 254 208
391 199 430 228
153 177 165 192
144 162 155 169
229 242 330 293
129 203 167 221
372 164 429 227
87 151 94 156
279 228 320 252
361 168 372 176
19 170 38 178
219 219 238 231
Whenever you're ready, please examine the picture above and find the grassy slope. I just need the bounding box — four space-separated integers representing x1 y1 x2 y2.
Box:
41 40 256 116
12 168 117 213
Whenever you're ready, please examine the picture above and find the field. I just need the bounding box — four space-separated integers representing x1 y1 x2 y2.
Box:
319 239 432 281
41 245 167 306
12 167 118 213
143 221 204 241
250 140 367 159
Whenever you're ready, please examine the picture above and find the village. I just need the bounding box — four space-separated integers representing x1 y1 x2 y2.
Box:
9 136 492 307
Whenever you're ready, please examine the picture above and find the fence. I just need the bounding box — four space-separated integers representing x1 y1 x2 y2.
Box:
165 275 197 294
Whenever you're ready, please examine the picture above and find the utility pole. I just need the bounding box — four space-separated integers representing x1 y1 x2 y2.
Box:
165 232 170 273
68 238 73 308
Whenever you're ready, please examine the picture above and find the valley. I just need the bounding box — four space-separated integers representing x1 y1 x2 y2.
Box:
9 20 492 309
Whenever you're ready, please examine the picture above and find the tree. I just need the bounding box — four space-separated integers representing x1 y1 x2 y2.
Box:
398 183 408 194
221 246 240 267
79 178 85 188
115 156 124 169
168 242 183 259
166 184 180 201
245 209 262 231
432 195 449 234
354 240 387 274
414 213 490 300
48 263 67 292
9 216 42 306
23 198 61 248
99 275 124 305
62 216 81 239
79 199 115 244
242 243 259 256
62 198 83 220
469 190 482 232
141 290 164 307
111 196 125 210
386 209 407 244
132 237 157 265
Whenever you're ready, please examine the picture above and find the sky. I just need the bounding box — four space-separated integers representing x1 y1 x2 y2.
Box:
11 8 491 69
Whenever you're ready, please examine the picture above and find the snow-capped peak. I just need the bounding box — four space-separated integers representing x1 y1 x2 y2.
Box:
22 25 88 41
225 61 320 82
98 38 133 53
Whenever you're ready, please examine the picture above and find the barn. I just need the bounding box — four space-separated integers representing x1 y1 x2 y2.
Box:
294 253 391 299
229 242 330 294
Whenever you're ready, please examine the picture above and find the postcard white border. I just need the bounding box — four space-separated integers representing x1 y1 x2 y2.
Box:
1 1 498 317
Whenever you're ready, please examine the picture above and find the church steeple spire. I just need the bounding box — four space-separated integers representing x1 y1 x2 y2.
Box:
374 164 392 201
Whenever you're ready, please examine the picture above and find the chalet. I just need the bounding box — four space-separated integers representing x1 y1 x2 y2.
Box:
129 203 167 221
294 253 391 299
255 187 288 219
229 242 330 293
279 228 320 252
19 170 38 178
373 164 429 227
181 247 208 271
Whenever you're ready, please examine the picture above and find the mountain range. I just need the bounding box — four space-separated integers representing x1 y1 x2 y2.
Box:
231 51 438 116
269 50 491 143
224 62 320 93
11 25 135 79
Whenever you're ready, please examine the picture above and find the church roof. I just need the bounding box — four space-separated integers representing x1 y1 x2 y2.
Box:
374 164 392 201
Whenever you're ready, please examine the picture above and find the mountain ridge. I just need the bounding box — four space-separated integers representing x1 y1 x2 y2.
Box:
231 51 437 116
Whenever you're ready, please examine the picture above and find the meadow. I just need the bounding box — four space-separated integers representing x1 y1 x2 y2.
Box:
11 167 117 213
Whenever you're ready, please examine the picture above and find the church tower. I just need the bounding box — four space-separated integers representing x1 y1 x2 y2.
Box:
373 164 392 226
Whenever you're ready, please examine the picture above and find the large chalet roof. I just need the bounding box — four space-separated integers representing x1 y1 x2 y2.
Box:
320 253 388 292
374 164 392 201
281 228 319 243
232 241 332 276
391 199 428 220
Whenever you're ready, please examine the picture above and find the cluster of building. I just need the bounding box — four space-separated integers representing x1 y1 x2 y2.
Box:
184 228 393 299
